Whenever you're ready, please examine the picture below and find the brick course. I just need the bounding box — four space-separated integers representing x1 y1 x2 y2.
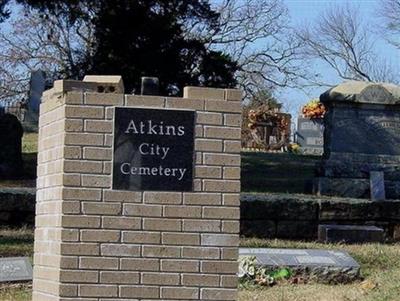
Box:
33 80 241 300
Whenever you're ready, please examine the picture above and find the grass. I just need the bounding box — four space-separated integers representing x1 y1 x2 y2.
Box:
20 133 38 181
241 152 321 194
0 284 31 301
0 228 34 258
21 133 38 154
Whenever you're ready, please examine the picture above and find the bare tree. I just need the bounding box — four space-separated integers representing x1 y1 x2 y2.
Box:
377 0 400 49
297 4 399 85
0 5 95 104
188 0 309 98
2 0 310 104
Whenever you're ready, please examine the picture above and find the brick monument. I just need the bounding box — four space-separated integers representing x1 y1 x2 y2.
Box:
32 76 241 300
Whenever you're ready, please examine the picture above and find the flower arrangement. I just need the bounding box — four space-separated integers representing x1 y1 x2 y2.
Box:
302 99 326 119
247 107 288 131
238 256 292 287
288 143 300 153
247 109 258 130
243 102 292 151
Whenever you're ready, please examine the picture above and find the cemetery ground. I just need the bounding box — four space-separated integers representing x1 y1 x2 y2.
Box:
1 227 400 301
1 137 400 300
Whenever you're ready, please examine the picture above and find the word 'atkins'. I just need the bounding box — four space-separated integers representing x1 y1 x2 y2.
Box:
125 120 186 136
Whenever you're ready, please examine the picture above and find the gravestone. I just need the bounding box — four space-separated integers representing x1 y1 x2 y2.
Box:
296 117 324 155
239 248 360 283
141 76 160 95
0 257 32 282
0 113 23 179
315 81 400 199
32 77 241 301
318 225 384 243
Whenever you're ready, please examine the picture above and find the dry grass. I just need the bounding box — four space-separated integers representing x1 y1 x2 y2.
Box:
0 227 34 258
0 284 31 301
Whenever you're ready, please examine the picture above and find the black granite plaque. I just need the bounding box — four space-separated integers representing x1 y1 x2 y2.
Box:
113 107 195 191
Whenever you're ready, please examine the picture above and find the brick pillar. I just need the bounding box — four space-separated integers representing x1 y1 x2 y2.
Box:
33 78 242 300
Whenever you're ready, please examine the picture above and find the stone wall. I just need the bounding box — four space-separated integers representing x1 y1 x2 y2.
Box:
5 190 400 242
32 79 241 301
5 189 400 242
241 193 400 241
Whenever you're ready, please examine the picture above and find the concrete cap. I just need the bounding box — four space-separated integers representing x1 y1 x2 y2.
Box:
320 80 400 105
83 75 124 93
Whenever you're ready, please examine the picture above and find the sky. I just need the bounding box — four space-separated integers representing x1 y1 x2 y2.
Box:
280 0 400 118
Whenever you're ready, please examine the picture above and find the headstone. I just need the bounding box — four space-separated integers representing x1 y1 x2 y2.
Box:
141 76 160 95
318 224 384 243
370 171 386 201
0 257 32 282
296 117 324 155
0 114 23 179
315 81 400 199
32 78 242 301
239 247 360 283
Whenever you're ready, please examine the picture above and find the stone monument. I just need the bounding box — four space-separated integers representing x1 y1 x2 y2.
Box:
315 81 400 199
0 113 23 179
32 76 241 300
29 71 47 113
25 70 52 126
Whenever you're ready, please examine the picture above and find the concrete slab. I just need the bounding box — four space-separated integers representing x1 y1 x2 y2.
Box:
0 257 32 282
239 248 360 283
